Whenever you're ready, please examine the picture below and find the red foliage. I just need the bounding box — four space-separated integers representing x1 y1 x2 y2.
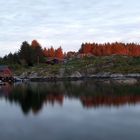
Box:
43 46 64 59
79 42 140 57
43 48 48 57
49 47 55 58
31 40 41 48
55 47 63 59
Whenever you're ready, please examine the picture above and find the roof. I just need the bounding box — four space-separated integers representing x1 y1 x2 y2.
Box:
0 65 10 70
0 65 12 77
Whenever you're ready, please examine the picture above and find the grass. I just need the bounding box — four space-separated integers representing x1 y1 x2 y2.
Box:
12 55 140 76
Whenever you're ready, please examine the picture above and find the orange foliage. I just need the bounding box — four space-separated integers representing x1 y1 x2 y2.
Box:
43 48 48 57
49 47 55 58
31 40 41 48
79 42 140 57
55 47 63 59
43 46 64 59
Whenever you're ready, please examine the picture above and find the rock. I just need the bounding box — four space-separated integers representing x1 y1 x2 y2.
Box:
29 73 38 79
110 74 125 78
19 72 28 78
126 74 140 78
101 72 111 78
95 72 111 78
71 71 82 78
89 74 97 78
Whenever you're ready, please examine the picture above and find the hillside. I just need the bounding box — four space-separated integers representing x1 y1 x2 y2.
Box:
13 55 140 78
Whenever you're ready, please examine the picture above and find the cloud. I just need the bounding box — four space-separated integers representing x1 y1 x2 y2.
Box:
0 0 140 56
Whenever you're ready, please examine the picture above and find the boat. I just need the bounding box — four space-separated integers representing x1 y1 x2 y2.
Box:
13 76 23 82
0 80 6 86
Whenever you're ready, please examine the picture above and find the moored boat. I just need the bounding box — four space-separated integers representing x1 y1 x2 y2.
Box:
0 80 6 86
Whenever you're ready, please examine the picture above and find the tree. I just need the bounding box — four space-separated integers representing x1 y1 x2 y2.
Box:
43 48 48 57
31 40 44 64
78 42 140 57
31 40 41 48
55 47 63 59
19 41 34 66
49 47 55 58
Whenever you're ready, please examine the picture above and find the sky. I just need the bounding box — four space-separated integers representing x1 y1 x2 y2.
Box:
0 0 140 56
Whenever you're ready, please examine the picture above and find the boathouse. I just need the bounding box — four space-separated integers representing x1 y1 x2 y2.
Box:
0 65 13 80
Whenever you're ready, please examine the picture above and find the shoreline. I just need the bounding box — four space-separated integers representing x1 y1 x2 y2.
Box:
24 73 140 84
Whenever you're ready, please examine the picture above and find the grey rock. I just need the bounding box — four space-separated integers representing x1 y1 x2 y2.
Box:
110 74 124 78
95 72 111 78
29 73 38 79
126 74 140 78
71 71 82 78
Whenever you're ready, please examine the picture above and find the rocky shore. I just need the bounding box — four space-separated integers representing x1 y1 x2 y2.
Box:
13 55 140 85
16 72 140 85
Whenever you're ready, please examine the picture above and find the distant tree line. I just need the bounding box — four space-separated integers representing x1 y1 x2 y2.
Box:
0 40 64 66
1 40 140 67
79 42 140 57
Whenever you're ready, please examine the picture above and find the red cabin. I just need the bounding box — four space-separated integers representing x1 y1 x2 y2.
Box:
0 65 13 78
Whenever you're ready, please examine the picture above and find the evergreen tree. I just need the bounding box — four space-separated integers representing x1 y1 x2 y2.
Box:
19 41 34 66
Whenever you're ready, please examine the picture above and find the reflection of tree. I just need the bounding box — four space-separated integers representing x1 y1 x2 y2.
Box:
45 95 63 106
0 82 140 115
0 83 64 115
64 81 140 108
80 95 140 108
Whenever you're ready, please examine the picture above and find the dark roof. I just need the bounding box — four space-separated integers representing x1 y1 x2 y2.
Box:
0 65 10 70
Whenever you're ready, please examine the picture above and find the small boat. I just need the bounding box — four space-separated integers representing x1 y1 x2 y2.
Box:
13 76 23 82
0 80 6 86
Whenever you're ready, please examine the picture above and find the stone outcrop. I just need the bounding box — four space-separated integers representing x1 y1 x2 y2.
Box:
70 71 82 78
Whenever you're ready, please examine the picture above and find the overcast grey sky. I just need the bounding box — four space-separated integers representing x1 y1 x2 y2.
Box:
0 0 140 56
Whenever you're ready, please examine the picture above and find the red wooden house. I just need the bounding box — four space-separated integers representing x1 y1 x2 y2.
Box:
0 65 13 78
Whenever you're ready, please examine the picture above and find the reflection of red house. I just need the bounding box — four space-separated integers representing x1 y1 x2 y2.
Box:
0 83 12 95
0 65 12 78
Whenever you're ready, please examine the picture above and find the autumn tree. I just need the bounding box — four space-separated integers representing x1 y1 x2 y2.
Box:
31 40 44 64
79 42 140 57
43 48 48 57
43 46 64 59
55 47 63 59
47 47 55 58
31 40 41 48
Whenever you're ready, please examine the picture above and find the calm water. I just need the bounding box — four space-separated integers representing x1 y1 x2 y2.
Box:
0 81 140 140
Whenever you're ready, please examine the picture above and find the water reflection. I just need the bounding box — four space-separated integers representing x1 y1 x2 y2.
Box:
0 81 140 115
